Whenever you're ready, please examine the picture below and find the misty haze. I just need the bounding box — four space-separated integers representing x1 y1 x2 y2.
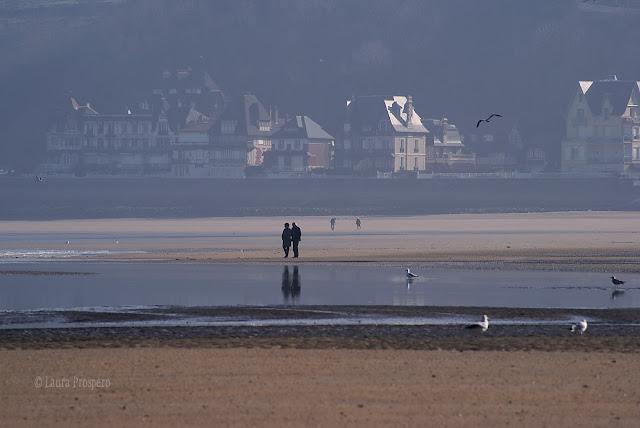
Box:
1 1 640 426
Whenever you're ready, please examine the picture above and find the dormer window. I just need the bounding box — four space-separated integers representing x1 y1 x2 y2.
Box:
259 120 271 131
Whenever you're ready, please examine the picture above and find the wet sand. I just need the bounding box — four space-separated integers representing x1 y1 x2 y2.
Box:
2 212 640 426
4 211 640 271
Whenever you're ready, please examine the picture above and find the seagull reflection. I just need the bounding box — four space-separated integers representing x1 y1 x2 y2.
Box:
281 266 301 304
611 289 625 300
406 277 414 289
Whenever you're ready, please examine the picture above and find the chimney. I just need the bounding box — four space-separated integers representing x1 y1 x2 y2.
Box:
406 95 414 126
442 117 448 145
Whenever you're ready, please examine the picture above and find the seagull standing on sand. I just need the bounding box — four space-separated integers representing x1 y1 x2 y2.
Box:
465 315 489 332
476 114 502 128
610 276 625 287
406 268 419 279
571 319 588 335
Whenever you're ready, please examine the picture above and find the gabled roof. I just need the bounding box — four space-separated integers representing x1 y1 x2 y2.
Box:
214 94 283 137
346 95 429 134
424 119 465 147
180 118 213 133
582 77 639 116
185 107 209 126
271 116 334 140
384 96 429 133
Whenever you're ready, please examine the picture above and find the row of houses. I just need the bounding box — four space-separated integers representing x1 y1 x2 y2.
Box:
44 67 640 177
561 75 640 173
45 67 337 178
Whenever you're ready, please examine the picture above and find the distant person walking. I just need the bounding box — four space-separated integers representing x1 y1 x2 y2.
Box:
356 217 361 230
330 217 336 231
291 222 302 258
281 223 292 258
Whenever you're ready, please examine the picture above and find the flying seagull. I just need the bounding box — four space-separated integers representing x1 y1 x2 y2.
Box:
35 175 43 182
476 114 502 128
465 315 489 332
571 319 588 335
610 276 625 287
405 268 419 279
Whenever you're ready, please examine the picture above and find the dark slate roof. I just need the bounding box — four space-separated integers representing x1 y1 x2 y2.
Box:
212 94 284 137
585 79 638 116
346 95 388 127
346 95 429 133
271 116 334 140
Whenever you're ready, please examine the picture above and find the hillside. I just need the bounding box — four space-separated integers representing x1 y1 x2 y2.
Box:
1 0 639 170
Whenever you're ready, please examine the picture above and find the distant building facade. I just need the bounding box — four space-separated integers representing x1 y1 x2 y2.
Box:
267 115 334 173
561 75 640 173
336 95 431 175
208 94 284 178
45 98 172 175
422 118 476 172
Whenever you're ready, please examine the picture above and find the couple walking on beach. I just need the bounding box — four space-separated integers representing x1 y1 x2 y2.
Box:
282 222 302 258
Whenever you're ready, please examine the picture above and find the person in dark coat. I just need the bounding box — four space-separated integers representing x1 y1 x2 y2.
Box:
281 223 292 258
291 222 302 258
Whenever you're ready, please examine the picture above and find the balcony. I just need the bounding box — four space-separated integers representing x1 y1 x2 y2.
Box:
434 153 476 164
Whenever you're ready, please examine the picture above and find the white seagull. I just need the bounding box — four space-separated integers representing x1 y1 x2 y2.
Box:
571 319 588 335
465 315 489 332
610 276 625 287
406 268 419 279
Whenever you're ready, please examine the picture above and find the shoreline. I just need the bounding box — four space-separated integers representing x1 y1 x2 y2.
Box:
1 211 638 272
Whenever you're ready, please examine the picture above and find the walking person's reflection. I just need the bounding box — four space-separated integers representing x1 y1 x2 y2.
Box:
281 266 291 302
281 265 301 304
291 266 301 302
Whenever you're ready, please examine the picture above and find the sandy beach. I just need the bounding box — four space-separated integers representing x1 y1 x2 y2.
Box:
2 211 640 271
1 348 638 427
2 211 640 426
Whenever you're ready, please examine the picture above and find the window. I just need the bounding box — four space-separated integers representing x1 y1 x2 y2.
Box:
259 120 271 131
221 121 236 134
414 139 419 153
400 139 405 152
414 157 418 170
294 139 300 150
159 121 168 134
400 157 405 170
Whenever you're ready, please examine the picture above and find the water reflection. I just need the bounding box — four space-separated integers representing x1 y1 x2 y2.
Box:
611 289 625 301
281 266 301 304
